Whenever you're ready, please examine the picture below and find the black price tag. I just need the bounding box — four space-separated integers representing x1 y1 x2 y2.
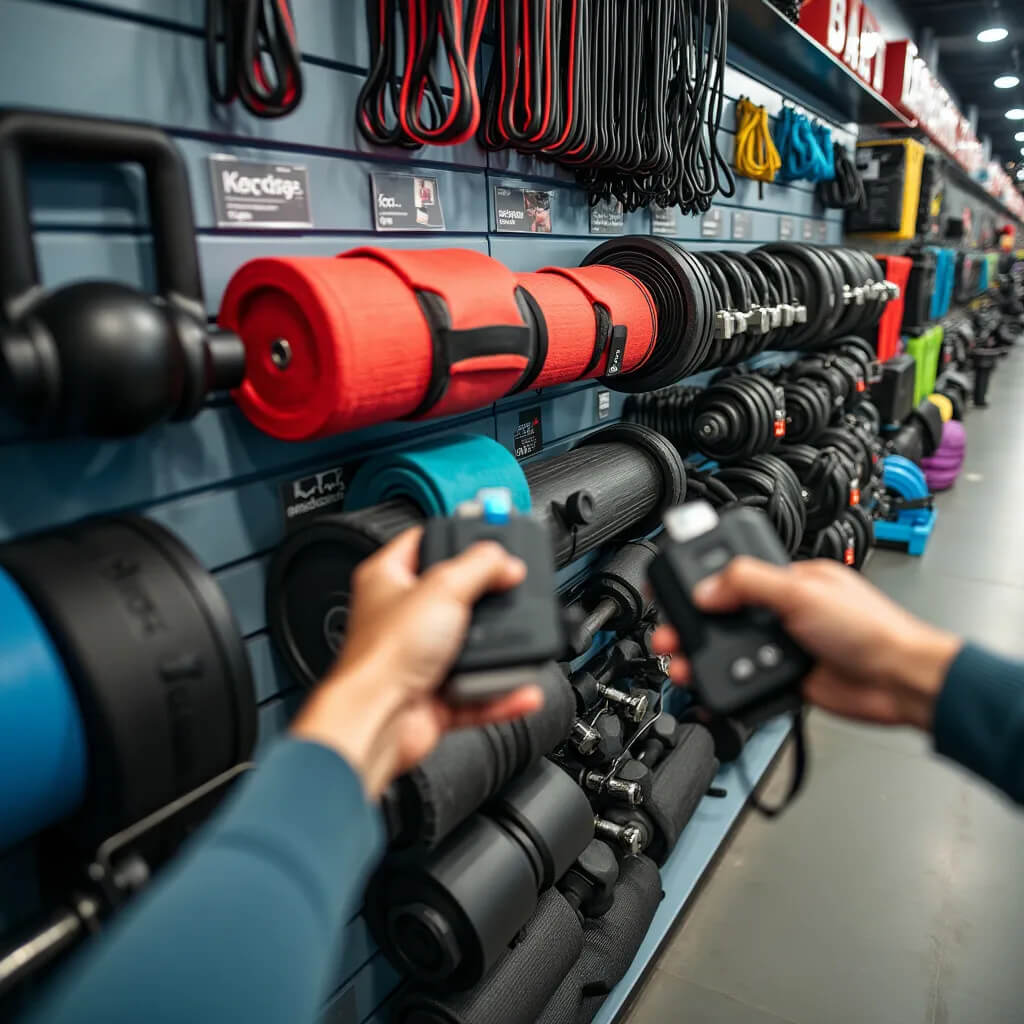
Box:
778 215 795 240
732 210 753 240
650 204 678 236
701 208 724 238
279 464 348 531
514 406 543 460
590 196 625 234
371 172 445 231
800 219 816 241
209 155 313 229
494 186 553 233
596 389 612 420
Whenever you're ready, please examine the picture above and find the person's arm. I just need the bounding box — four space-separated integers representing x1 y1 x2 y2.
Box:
28 530 543 1024
653 556 1024 805
933 644 1024 803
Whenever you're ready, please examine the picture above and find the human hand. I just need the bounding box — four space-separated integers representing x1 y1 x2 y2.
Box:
291 527 544 797
651 557 961 732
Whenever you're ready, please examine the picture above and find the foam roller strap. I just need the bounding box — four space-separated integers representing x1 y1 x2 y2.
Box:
396 888 583 1024
0 569 88 852
220 248 536 441
345 433 531 515
388 663 577 848
643 724 718 865
514 265 658 390
538 854 664 1024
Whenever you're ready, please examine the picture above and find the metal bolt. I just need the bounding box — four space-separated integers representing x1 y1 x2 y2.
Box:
713 310 735 340
584 771 643 805
594 817 644 854
270 337 293 369
597 683 649 723
571 719 601 756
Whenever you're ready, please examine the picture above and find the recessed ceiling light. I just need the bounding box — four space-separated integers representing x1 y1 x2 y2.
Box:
996 75 1021 88
978 27 1009 43
1016 131 1024 141
1018 168 1024 180
1007 109 1024 119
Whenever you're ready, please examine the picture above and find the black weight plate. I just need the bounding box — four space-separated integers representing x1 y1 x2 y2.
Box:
266 499 423 687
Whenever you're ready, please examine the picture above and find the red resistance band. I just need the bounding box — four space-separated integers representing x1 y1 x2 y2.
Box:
219 248 536 441
514 265 657 390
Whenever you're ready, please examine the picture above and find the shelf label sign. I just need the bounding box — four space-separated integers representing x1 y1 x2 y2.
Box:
371 172 446 231
799 0 886 93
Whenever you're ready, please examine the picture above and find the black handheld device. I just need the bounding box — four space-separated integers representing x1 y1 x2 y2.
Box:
647 502 812 723
419 488 563 704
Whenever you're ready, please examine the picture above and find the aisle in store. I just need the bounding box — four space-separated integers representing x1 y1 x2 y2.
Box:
624 350 1024 1024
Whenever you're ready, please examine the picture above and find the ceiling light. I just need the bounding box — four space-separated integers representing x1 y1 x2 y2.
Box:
978 27 1009 43
1016 131 1024 141
1007 109 1024 119
996 75 1021 88
1018 169 1024 180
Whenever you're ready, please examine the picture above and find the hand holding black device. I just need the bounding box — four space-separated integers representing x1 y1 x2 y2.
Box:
647 501 812 813
419 488 563 704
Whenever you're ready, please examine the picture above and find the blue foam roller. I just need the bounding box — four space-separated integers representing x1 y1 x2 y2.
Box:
883 455 930 524
0 568 87 851
344 433 531 515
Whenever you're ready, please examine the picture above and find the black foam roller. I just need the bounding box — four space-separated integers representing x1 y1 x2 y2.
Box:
396 888 583 1024
389 663 577 848
538 854 664 1024
643 724 718 865
527 435 684 566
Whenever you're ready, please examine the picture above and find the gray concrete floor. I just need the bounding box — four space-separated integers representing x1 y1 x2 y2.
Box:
624 350 1024 1024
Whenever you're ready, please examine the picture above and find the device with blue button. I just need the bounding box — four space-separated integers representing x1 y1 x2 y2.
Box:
419 487 564 703
647 501 812 722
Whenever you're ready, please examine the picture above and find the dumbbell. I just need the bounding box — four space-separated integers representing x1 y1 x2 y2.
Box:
567 541 657 656
367 758 594 990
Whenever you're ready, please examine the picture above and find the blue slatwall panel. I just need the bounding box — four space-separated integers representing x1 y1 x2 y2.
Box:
0 3 851 1020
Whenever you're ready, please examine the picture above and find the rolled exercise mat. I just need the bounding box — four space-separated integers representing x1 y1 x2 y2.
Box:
387 663 577 848
268 432 528 686
0 517 255 849
642 723 718 865
367 758 595 990
219 247 537 440
0 568 87 852
344 432 531 515
395 888 583 1024
512 265 657 390
527 424 686 566
537 854 664 1024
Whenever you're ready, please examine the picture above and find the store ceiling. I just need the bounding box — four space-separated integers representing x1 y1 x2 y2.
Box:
901 0 1024 187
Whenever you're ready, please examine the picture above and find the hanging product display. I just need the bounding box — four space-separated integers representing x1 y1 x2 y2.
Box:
205 0 303 118
0 110 245 438
817 143 866 210
734 97 782 184
357 0 488 147
847 139 926 240
775 107 835 184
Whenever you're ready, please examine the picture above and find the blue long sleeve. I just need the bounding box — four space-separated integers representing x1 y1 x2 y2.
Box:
934 643 1024 804
28 738 384 1024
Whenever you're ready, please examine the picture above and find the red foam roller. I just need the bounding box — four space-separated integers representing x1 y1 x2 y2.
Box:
514 265 657 389
220 248 532 440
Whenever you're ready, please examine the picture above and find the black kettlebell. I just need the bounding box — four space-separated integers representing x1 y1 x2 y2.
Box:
0 109 245 437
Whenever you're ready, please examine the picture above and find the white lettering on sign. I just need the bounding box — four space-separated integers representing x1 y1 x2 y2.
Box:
827 0 846 52
221 170 304 202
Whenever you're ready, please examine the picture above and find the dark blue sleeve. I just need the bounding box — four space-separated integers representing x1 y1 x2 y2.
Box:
27 738 384 1024
934 643 1024 804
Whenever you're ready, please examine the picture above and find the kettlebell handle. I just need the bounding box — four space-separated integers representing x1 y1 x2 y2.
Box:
0 109 205 321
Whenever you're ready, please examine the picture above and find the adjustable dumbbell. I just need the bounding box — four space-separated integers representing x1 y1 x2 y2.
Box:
567 540 657 656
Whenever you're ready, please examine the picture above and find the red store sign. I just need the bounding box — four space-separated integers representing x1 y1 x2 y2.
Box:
799 0 887 93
